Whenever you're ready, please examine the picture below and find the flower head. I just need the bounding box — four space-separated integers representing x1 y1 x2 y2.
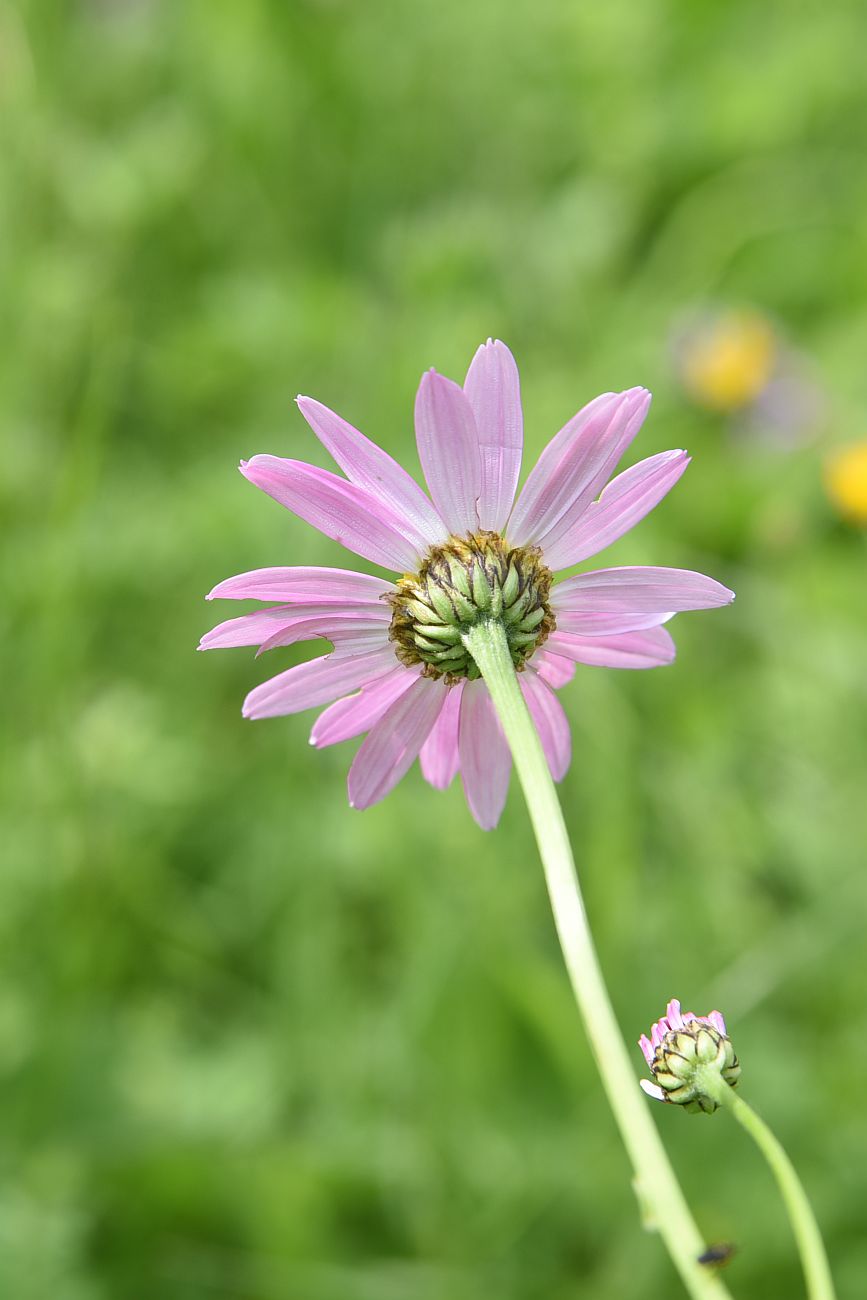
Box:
674 308 777 412
824 440 867 526
674 307 826 449
201 340 734 828
639 999 740 1113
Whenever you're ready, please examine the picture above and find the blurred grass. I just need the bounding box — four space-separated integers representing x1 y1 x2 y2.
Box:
2 0 867 1297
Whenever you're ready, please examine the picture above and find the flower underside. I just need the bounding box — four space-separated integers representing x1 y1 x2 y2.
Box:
648 1021 741 1113
387 530 555 681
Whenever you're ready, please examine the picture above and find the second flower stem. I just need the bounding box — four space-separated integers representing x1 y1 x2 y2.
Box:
698 1072 836 1300
464 618 731 1300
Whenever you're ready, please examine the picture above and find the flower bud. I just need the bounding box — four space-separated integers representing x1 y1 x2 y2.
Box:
638 999 740 1114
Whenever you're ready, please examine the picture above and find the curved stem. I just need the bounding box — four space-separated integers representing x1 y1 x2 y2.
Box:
698 1073 835 1300
464 619 732 1300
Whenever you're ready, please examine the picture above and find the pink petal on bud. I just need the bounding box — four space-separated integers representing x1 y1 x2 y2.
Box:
638 1034 655 1067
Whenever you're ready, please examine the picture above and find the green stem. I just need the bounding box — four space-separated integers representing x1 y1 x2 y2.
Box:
698 1073 836 1300
464 619 732 1300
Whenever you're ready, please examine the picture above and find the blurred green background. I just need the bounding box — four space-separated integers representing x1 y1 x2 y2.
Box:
3 1 867 1297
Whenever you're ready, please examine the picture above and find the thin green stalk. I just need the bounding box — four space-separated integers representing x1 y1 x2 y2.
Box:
698 1072 835 1300
464 618 732 1300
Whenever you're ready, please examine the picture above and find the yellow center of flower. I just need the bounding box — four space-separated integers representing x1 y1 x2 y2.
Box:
681 310 777 411
824 441 867 525
386 531 555 681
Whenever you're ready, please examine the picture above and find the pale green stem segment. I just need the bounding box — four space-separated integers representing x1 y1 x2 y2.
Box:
464 619 732 1300
698 1072 836 1300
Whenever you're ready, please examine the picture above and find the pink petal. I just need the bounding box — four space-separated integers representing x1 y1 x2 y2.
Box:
207 566 392 605
199 603 391 652
666 999 684 1030
242 646 398 719
255 617 389 657
241 456 423 572
520 669 571 782
707 1010 727 1035
532 650 577 689
419 681 463 789
638 1034 655 1067
554 566 735 615
463 339 523 531
543 450 691 570
546 627 676 670
296 396 446 549
550 607 675 637
459 680 512 830
534 390 653 555
508 388 650 549
310 667 420 748
199 606 317 651
348 676 448 809
414 370 481 535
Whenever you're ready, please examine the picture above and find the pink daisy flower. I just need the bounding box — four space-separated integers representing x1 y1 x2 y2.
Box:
201 340 733 829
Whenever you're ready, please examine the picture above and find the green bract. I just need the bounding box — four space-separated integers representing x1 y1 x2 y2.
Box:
387 531 555 681
649 1023 741 1114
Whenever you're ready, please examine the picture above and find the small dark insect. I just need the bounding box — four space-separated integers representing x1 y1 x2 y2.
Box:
698 1242 736 1268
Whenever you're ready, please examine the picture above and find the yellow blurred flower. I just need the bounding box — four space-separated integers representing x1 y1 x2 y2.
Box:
824 442 867 525
679 309 777 412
